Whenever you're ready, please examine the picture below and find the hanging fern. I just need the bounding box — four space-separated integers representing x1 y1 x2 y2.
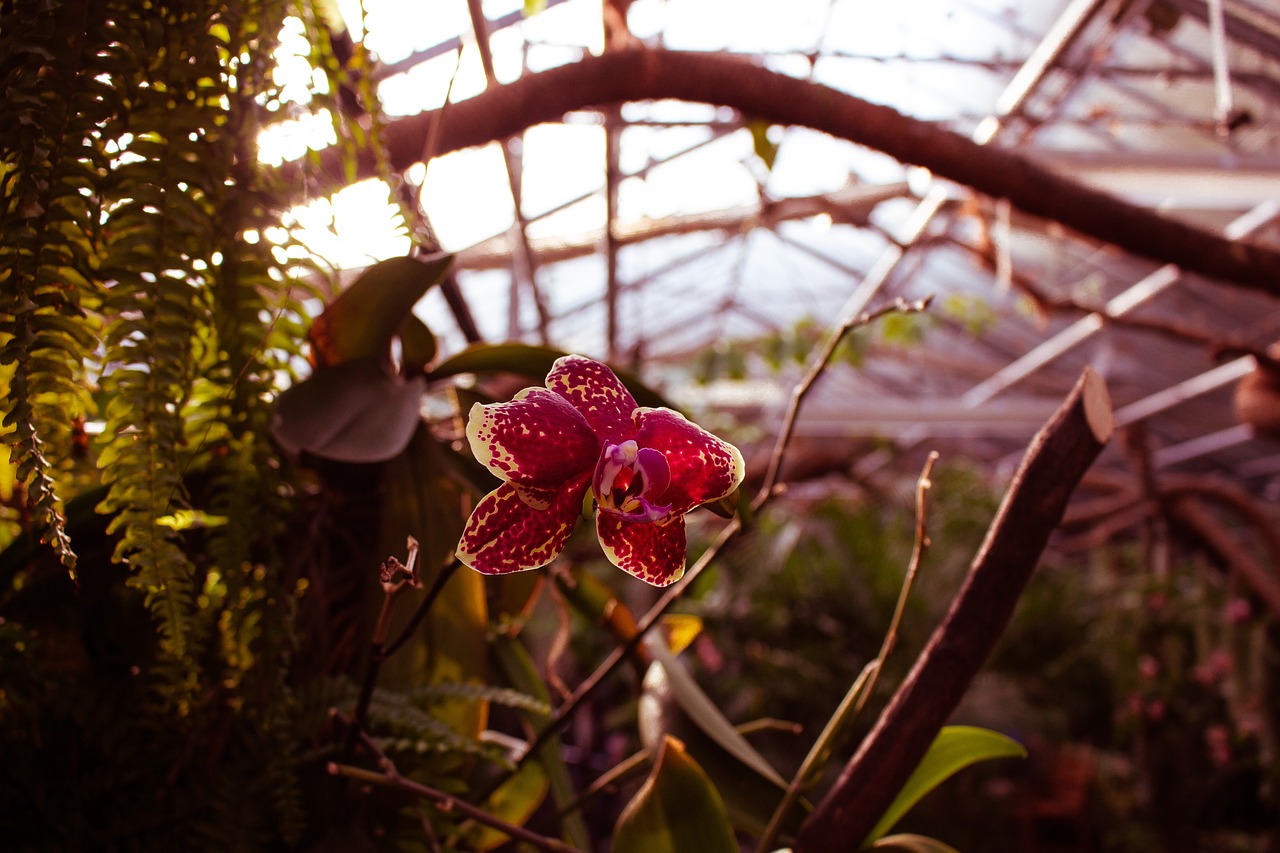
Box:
83 0 312 664
91 1 232 660
0 0 118 577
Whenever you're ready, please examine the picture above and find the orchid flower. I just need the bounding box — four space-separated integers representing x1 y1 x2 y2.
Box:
457 355 744 587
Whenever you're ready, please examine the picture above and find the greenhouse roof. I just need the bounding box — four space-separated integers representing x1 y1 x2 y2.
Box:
309 0 1280 502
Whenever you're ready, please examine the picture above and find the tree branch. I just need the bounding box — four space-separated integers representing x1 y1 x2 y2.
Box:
792 366 1113 850
305 48 1280 295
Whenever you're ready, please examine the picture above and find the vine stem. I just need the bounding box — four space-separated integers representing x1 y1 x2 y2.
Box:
755 451 939 853
330 718 583 853
301 48 1280 294
345 538 420 754
855 450 940 715
751 296 934 512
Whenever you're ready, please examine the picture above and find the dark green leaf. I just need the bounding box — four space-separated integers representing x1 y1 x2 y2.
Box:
490 635 592 850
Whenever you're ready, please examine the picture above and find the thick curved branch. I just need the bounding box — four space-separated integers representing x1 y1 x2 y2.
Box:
792 367 1113 850
315 49 1280 295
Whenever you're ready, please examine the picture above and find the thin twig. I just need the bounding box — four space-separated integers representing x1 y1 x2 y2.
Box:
755 661 878 853
409 39 463 234
752 296 933 512
512 518 741 770
756 451 939 853
604 105 623 361
346 538 421 752
328 723 583 853
329 764 584 853
854 450 940 716
465 0 552 343
546 746 652 824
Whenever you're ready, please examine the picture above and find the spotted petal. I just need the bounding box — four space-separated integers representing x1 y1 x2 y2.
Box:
633 407 745 515
596 512 688 587
546 354 638 441
467 388 599 490
457 474 591 574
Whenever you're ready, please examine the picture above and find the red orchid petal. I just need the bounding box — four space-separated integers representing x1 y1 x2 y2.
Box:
633 407 745 515
457 475 590 574
596 512 688 587
467 388 599 489
546 354 638 441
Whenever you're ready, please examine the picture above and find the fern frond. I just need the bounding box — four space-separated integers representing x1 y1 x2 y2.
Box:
411 681 552 716
91 3 230 659
0 1 118 576
369 686 512 766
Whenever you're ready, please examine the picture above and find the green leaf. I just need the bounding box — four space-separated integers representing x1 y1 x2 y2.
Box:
640 637 803 836
376 427 490 741
702 487 744 520
524 0 548 14
872 834 962 853
864 726 1026 846
428 343 677 410
613 736 738 853
310 253 452 367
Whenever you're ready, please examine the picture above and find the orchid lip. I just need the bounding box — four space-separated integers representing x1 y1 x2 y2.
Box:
593 440 672 523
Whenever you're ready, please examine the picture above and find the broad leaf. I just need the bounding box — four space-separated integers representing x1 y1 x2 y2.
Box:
428 342 567 382
613 736 737 853
397 313 438 373
270 359 424 462
309 253 453 367
864 726 1026 846
639 637 803 837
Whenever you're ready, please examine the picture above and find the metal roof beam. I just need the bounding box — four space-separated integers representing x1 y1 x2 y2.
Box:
1113 356 1255 425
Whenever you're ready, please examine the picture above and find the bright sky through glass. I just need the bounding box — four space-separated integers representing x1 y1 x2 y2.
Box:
260 0 1037 274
